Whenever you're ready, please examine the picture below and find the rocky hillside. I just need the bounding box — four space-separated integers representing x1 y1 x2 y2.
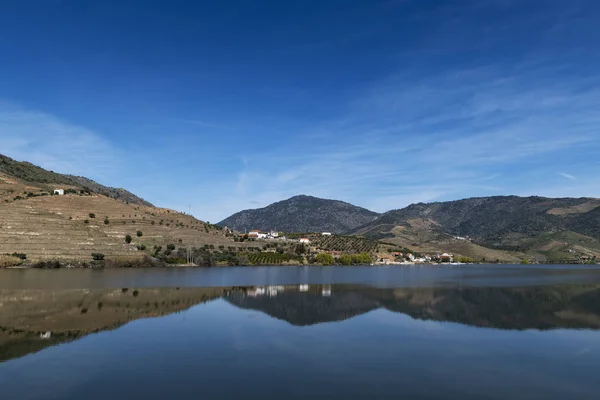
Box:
218 195 379 233
0 154 152 206
351 196 600 262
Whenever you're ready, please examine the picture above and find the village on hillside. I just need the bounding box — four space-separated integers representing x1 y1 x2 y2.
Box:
230 229 460 265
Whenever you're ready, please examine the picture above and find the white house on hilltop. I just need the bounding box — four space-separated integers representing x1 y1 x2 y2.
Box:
299 238 310 244
321 232 332 236
54 189 64 195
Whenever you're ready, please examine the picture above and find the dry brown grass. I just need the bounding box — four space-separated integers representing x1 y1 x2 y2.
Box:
0 190 250 261
547 200 600 215
0 255 23 268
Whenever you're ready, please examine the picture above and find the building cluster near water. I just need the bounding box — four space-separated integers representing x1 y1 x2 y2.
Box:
375 252 455 265
240 229 333 244
237 229 459 265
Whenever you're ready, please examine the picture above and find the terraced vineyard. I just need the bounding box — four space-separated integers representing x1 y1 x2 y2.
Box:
309 234 379 253
0 194 244 262
248 252 303 265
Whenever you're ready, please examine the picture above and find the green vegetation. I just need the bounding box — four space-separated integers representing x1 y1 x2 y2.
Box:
104 217 109 225
315 253 335 265
5 252 27 260
91 253 105 261
338 252 372 265
125 235 132 244
89 213 96 219
136 230 143 237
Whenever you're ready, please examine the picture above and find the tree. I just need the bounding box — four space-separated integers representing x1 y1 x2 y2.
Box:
315 253 334 265
91 253 105 261
137 230 143 237
104 217 110 225
295 243 307 255
89 213 96 219
339 254 352 265
125 234 132 244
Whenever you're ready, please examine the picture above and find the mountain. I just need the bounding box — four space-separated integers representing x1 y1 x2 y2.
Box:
218 195 380 233
351 196 600 262
0 153 152 206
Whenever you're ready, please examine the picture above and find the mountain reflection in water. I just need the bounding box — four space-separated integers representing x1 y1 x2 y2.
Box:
2 283 600 362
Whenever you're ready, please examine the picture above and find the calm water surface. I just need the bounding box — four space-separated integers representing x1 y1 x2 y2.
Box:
2 265 600 399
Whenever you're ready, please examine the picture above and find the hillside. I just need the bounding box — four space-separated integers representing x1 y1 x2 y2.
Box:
351 196 600 262
0 154 249 262
0 154 152 206
218 195 379 234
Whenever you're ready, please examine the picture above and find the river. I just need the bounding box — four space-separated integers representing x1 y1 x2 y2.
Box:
1 265 600 399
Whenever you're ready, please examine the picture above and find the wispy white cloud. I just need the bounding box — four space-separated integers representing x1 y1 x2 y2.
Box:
558 172 577 181
0 103 123 183
193 59 600 221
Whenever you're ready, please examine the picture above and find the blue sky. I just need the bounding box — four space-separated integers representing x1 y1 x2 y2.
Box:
1 0 599 221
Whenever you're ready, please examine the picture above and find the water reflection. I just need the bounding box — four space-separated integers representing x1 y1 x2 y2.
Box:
3 283 600 362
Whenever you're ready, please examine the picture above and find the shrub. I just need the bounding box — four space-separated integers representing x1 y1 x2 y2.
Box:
136 244 147 251
136 230 143 237
104 218 110 225
84 219 89 224
91 253 105 261
89 213 96 218
9 252 27 260
125 234 132 244
0 255 23 268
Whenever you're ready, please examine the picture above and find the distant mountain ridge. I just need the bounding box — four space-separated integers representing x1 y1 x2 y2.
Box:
220 194 600 262
351 195 600 261
218 195 379 234
0 153 152 206
352 195 600 242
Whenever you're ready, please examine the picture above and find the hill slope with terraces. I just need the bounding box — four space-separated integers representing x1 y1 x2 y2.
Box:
0 155 240 262
0 154 151 206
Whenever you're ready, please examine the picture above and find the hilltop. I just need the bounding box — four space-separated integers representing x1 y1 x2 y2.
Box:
0 154 151 206
218 195 379 234
351 196 600 263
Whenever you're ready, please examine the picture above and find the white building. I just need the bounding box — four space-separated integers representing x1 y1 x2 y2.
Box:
248 230 268 239
54 189 64 195
321 232 332 236
299 238 310 244
299 284 309 292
